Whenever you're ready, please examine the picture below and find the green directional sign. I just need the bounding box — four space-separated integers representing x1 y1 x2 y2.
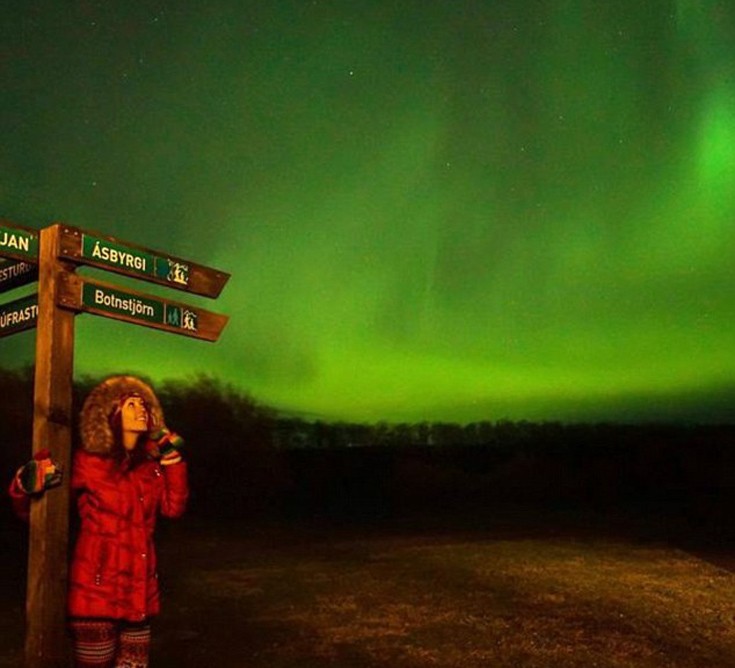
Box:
82 234 157 278
59 225 228 298
82 282 164 325
79 282 200 333
0 220 39 262
0 259 38 293
0 293 38 337
58 275 226 341
81 234 191 285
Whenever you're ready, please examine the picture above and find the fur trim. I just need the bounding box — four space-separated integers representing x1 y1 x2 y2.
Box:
79 376 164 455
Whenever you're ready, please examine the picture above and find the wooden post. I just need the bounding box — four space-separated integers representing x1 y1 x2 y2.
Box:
8 217 229 665
25 224 75 667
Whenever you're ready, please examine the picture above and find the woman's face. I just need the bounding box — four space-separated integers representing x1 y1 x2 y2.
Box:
120 396 149 448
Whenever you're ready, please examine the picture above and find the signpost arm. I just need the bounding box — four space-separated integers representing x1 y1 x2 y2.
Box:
25 224 75 668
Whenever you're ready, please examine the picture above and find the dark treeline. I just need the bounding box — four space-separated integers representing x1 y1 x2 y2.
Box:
2 367 735 534
0 367 280 523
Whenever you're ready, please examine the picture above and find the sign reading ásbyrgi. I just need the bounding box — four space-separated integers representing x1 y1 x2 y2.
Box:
59 225 228 298
81 234 191 285
0 293 38 337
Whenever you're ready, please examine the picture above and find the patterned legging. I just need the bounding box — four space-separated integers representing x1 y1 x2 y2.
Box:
68 618 151 668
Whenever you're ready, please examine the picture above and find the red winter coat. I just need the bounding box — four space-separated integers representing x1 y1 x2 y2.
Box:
66 449 188 622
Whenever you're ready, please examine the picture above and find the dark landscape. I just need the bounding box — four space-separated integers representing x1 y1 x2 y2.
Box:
2 369 735 666
4 509 735 667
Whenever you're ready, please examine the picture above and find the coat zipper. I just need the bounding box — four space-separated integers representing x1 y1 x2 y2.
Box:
95 542 108 586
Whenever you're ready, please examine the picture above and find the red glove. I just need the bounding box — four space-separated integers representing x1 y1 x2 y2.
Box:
15 449 63 495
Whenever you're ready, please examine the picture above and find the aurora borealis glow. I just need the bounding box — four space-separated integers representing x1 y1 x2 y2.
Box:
1 1 734 423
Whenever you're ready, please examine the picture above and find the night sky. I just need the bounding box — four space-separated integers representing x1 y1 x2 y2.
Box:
1 1 734 424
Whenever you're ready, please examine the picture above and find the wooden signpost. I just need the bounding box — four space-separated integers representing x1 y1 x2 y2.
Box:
0 219 230 667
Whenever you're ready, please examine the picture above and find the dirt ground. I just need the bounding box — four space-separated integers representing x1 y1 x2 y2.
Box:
3 507 735 667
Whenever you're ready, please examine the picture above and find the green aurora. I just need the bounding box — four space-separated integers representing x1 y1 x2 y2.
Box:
1 1 734 423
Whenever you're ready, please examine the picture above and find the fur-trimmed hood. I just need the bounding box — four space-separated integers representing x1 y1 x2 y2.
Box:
79 375 165 455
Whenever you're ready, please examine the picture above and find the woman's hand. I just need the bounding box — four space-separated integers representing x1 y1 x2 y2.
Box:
15 449 63 495
147 428 185 466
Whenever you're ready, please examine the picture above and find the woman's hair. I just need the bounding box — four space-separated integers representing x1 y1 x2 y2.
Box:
79 375 165 456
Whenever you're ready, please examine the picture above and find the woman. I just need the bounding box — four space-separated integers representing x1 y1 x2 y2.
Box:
9 375 188 668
